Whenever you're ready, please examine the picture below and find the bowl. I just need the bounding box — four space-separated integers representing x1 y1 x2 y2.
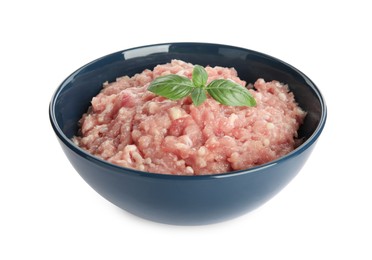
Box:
49 42 327 225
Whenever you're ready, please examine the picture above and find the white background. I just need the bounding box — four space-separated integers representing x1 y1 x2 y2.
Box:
1 1 371 259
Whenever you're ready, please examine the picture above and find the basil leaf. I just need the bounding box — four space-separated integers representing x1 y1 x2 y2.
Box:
148 65 257 107
191 88 207 106
148 74 193 100
206 79 256 107
192 65 208 88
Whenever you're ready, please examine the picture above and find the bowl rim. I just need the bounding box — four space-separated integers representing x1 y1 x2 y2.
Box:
49 42 327 180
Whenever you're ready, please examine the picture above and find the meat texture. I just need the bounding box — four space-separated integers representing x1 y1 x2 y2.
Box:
73 60 306 175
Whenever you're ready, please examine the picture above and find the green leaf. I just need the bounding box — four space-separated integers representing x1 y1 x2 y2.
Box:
206 79 256 107
148 65 257 107
148 74 193 100
192 65 208 88
191 88 207 106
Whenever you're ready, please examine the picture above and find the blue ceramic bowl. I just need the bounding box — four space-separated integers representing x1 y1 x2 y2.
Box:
49 43 326 225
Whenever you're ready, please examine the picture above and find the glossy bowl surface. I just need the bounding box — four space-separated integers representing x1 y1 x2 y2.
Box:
50 42 326 225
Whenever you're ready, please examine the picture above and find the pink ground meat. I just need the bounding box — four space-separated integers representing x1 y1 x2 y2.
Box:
73 60 306 175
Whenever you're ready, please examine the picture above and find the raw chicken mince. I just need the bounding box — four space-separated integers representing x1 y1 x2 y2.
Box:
73 60 306 175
